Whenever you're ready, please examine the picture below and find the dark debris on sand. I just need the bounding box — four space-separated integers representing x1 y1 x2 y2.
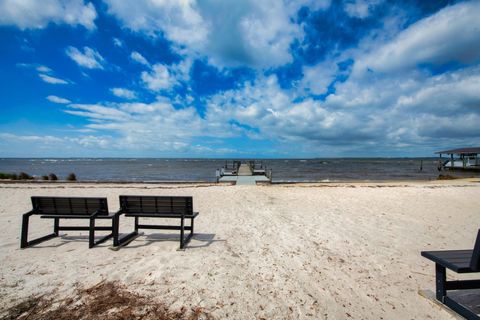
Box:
1 281 212 320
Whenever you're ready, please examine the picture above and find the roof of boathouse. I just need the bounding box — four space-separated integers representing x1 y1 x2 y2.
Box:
435 147 480 155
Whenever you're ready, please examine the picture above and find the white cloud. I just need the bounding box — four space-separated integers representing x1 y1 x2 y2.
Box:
204 75 361 143
140 58 193 92
0 0 97 30
0 132 63 144
46 95 71 104
344 0 383 19
300 61 338 95
65 46 105 69
110 88 137 100
36 65 52 73
141 64 172 91
130 51 150 66
353 1 480 76
39 74 69 84
60 98 216 152
66 104 130 121
104 0 330 69
112 37 123 47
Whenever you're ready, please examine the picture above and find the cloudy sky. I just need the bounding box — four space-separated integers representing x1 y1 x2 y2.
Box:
0 0 479 158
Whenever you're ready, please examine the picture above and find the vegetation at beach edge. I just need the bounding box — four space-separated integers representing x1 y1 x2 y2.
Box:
0 172 77 181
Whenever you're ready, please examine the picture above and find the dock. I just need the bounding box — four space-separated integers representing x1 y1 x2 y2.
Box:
436 147 480 171
216 161 272 185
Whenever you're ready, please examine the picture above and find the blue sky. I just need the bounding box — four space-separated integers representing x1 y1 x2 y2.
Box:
0 0 479 158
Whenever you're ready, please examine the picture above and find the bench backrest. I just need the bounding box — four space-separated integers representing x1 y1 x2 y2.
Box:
31 196 109 216
119 195 193 215
470 229 480 271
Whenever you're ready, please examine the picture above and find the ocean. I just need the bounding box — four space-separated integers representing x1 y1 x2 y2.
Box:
0 158 478 182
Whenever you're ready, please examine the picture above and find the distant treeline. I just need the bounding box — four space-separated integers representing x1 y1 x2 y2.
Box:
0 172 77 181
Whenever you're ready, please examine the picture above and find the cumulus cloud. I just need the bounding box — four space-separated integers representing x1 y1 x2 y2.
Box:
140 60 192 92
353 1 480 76
39 74 69 84
300 61 338 95
0 0 97 30
204 75 368 144
104 0 330 68
60 98 224 152
110 88 137 100
65 46 105 69
46 95 71 104
141 64 172 91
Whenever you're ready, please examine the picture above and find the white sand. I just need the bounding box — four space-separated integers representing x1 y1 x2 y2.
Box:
0 181 479 319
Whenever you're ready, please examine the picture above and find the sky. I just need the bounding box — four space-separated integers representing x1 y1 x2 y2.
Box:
0 0 479 158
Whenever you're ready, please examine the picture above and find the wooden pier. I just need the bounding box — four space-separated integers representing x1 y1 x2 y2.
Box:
216 161 272 185
238 163 253 176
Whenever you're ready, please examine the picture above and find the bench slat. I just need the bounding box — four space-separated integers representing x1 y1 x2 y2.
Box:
120 195 193 215
31 196 109 215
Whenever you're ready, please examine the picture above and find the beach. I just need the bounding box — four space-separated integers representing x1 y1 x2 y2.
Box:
1 180 479 319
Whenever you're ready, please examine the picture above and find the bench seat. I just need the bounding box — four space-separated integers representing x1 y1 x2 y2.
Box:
124 212 199 219
40 214 116 219
421 250 474 273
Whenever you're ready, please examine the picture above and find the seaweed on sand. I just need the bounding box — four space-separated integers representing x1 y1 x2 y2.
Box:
1 281 212 320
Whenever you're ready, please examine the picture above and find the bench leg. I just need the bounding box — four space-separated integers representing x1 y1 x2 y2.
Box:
89 218 95 248
435 263 446 301
435 263 480 320
20 214 30 248
179 217 195 250
180 216 185 249
89 218 115 248
113 215 119 246
113 214 138 247
92 232 113 247
54 218 59 236
20 214 57 248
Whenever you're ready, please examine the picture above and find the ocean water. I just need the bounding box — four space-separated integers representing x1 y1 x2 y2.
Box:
0 158 477 182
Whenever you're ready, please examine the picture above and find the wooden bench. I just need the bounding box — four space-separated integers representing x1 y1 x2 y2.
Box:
421 230 480 319
21 196 115 249
114 195 198 249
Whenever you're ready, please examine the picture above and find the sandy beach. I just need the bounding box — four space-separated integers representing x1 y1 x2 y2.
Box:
0 180 479 319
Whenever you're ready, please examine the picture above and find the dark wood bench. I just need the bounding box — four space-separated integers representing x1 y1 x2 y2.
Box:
114 195 198 249
21 196 115 249
421 230 480 319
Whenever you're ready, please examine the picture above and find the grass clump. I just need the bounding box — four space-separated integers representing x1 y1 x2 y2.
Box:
18 172 33 180
0 172 18 180
48 173 58 181
0 172 33 180
66 173 77 181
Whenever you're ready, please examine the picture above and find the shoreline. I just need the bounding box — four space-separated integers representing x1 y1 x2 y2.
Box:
0 177 479 186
